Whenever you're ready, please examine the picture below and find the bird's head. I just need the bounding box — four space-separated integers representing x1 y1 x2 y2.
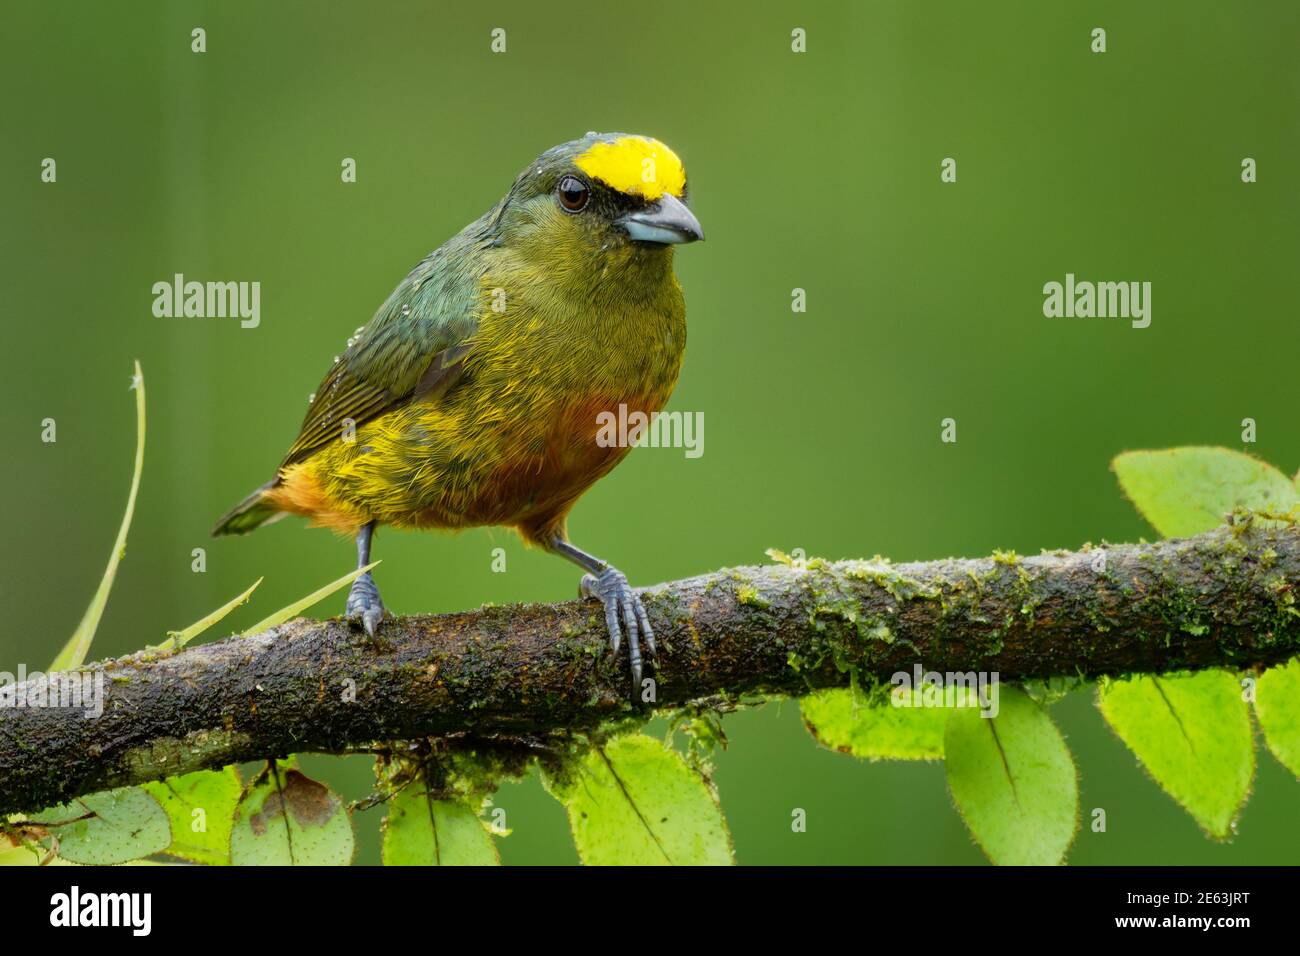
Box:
493 133 703 263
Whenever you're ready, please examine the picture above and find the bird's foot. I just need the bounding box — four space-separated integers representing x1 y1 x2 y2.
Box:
580 566 655 690
345 572 386 637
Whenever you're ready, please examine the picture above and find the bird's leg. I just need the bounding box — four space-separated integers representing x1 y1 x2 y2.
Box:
549 538 654 688
345 521 385 636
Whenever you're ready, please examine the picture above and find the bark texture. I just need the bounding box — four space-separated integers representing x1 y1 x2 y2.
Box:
2 523 1297 816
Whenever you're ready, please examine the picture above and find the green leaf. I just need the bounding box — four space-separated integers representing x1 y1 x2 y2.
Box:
50 361 146 671
801 687 950 760
33 787 171 865
229 763 354 865
0 841 46 866
156 579 263 651
240 562 379 636
382 786 499 866
1254 659 1300 778
142 768 243 865
0 841 161 866
546 734 734 865
944 686 1078 865
1113 447 1298 538
1097 671 1253 838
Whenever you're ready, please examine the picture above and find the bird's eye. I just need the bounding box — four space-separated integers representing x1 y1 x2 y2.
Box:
557 175 589 212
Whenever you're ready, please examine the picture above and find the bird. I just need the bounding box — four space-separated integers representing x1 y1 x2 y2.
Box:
213 132 702 688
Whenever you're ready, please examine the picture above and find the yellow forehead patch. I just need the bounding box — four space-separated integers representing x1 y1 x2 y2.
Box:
574 136 686 200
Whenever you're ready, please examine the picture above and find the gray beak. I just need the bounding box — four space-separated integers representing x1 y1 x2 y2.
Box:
618 193 704 245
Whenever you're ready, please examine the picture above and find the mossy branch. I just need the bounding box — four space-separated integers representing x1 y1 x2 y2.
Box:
2 523 1297 816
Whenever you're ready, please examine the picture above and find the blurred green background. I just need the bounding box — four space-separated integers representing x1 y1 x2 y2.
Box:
3 0 1298 864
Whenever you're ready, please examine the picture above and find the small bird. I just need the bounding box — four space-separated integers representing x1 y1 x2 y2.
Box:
214 132 702 686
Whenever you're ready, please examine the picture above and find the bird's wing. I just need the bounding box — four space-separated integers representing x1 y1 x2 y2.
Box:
277 238 486 472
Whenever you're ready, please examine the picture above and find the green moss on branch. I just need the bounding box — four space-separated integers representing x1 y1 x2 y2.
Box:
1 524 1297 816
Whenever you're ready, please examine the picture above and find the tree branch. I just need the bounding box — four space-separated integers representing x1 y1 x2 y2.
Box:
3 522 1298 816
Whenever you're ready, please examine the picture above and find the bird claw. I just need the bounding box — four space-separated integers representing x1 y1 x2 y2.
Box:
345 572 386 637
580 567 654 689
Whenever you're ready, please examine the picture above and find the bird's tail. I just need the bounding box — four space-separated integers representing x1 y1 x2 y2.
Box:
212 480 284 536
